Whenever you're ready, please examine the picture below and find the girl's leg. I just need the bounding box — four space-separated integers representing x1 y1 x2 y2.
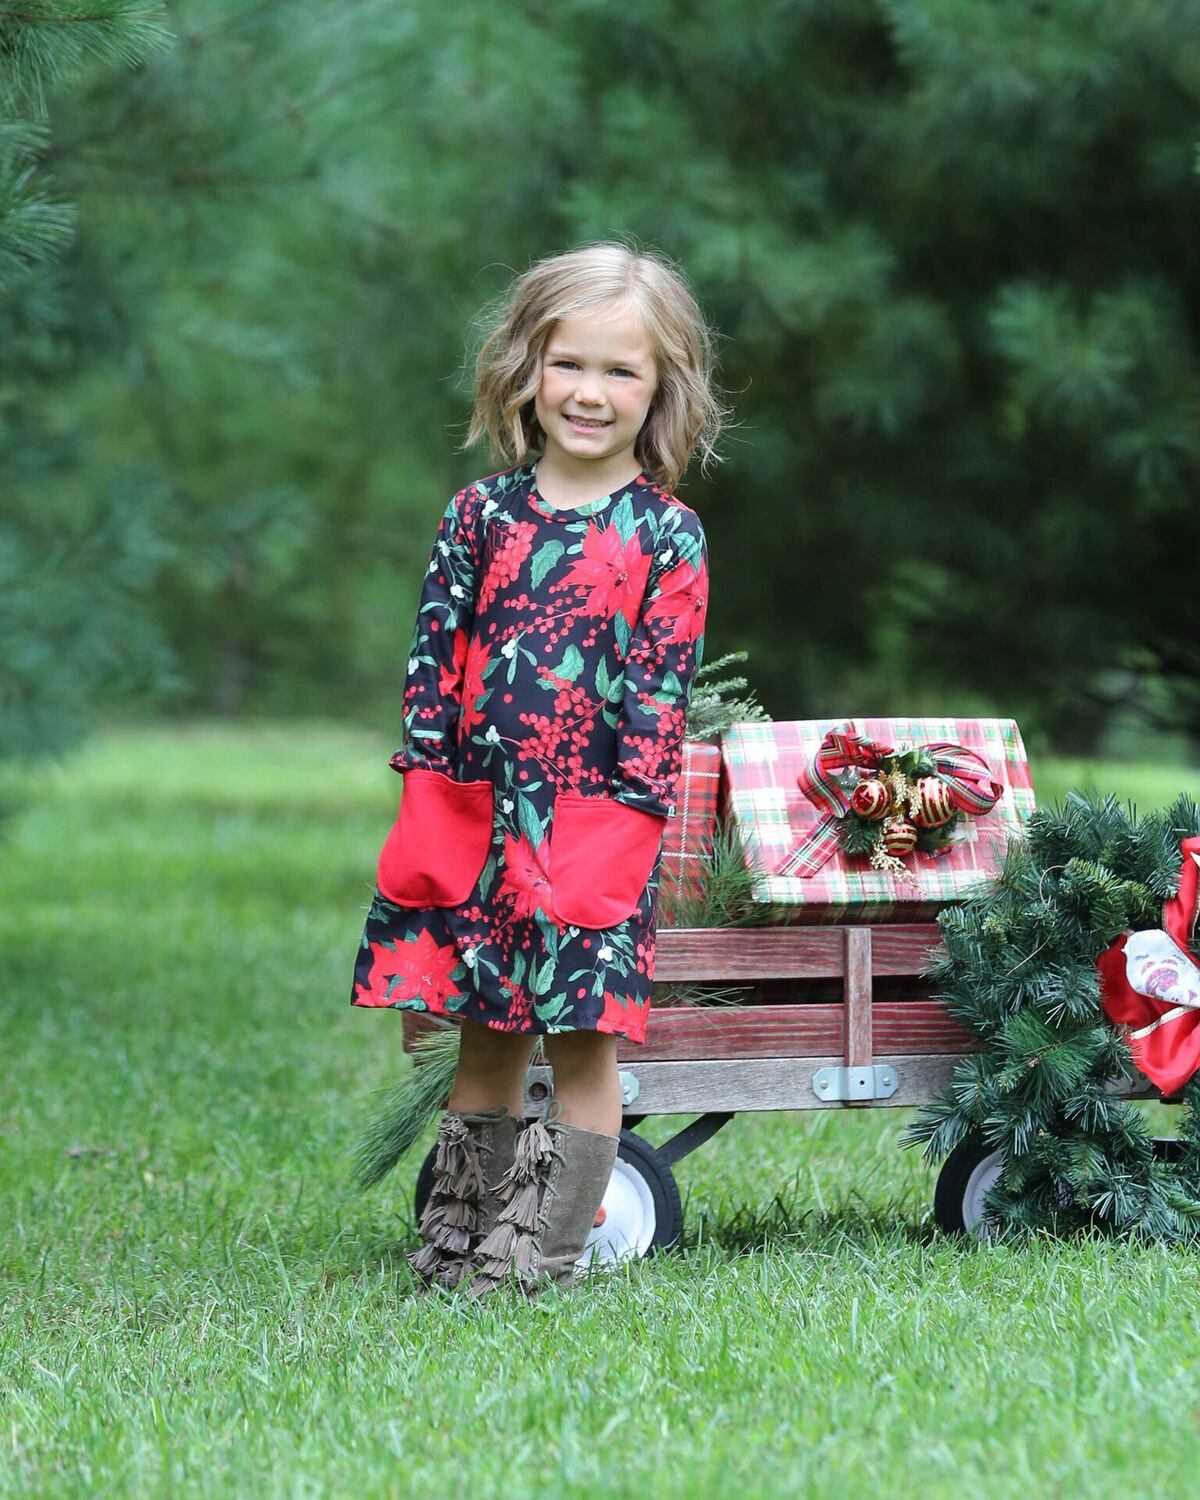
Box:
542 1030 622 1136
448 1017 538 1118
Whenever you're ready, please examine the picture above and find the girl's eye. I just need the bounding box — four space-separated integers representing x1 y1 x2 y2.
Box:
552 360 579 370
611 368 634 378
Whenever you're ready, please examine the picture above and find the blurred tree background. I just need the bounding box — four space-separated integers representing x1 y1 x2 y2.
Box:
5 0 1199 762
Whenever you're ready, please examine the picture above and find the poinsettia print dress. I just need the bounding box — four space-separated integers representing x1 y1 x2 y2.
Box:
350 462 708 1043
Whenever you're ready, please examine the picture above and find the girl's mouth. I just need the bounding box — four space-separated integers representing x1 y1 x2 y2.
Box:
566 416 612 431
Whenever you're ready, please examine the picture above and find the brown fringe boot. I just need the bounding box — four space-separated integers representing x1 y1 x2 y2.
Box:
464 1099 619 1300
408 1105 520 1291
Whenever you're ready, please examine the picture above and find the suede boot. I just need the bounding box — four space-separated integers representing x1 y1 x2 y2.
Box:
408 1105 520 1291
476 1108 521 1240
464 1099 619 1300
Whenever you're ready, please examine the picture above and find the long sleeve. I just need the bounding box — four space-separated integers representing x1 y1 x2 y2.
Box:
610 507 709 819
389 487 482 777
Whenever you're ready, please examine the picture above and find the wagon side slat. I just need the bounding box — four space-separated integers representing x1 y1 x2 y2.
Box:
523 1054 964 1114
400 1000 977 1061
650 924 942 982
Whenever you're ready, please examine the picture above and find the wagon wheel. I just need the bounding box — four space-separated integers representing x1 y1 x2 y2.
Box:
934 1133 1187 1237
933 1136 1004 1236
414 1125 683 1269
581 1128 683 1271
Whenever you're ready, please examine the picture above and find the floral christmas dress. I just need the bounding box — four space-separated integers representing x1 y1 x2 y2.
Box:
350 462 709 1043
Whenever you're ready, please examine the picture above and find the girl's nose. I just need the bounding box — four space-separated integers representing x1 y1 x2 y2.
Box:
574 376 604 404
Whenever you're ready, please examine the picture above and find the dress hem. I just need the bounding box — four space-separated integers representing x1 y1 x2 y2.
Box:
349 994 647 1046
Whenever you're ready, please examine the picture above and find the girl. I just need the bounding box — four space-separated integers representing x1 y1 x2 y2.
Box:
351 241 723 1299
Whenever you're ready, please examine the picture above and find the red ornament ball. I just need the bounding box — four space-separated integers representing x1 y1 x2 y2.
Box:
882 817 918 857
851 778 891 821
912 776 955 829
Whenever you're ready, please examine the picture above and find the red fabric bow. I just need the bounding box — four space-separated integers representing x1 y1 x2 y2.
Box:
774 725 1004 878
1098 835 1200 1096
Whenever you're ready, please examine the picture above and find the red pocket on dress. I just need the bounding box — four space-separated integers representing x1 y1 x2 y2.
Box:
376 768 494 908
550 791 667 929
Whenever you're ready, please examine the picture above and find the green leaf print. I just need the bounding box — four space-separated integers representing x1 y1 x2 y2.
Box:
530 539 565 588
534 909 560 955
614 612 632 656
530 956 555 996
669 524 702 570
611 493 636 541
510 948 527 988
534 991 567 1024
550 643 585 682
517 793 545 852
596 656 625 707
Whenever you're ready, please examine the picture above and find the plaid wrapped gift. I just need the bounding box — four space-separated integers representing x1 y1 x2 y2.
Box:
720 717 1036 924
659 740 722 908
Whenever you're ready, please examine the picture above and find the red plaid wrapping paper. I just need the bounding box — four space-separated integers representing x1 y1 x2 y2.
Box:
659 741 722 908
719 717 1036 924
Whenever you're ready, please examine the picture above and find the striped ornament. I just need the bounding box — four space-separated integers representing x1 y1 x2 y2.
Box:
882 817 919 856
912 775 955 829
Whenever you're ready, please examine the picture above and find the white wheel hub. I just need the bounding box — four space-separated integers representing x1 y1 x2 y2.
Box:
962 1148 1004 1234
575 1157 657 1274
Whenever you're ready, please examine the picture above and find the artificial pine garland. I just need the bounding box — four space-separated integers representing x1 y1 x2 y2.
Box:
682 649 770 742
904 790 1200 1241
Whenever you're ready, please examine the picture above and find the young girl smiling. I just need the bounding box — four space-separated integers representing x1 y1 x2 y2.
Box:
352 241 724 1298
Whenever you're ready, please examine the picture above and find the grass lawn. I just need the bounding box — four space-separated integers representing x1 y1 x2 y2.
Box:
3 722 1200 1499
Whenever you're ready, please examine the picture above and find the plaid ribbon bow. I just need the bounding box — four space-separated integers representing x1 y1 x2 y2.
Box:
774 725 1004 878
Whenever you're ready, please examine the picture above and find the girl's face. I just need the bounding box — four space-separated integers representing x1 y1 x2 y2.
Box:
534 306 658 472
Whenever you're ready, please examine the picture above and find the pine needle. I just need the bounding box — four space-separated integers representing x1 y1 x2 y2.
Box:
351 1028 461 1191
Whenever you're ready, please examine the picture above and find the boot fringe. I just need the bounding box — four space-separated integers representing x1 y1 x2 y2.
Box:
463 1111 564 1296
409 1111 487 1287
473 1220 517 1262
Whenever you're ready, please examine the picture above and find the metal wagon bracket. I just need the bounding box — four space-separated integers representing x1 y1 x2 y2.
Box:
811 1064 899 1103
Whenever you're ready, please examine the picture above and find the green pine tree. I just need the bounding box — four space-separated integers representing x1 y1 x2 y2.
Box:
1 3 173 766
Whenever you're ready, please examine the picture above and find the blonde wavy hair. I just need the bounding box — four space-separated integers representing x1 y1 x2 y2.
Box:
464 241 727 493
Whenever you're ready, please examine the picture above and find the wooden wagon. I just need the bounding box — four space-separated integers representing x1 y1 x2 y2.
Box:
399 918 1052 1265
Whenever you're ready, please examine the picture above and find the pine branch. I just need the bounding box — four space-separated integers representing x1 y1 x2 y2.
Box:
351 1029 461 1192
0 3 173 117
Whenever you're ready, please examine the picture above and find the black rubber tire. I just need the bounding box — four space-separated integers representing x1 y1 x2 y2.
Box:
933 1134 1004 1236
413 1123 683 1259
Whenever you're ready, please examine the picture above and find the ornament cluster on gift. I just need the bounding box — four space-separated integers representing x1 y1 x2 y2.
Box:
718 718 1034 925
830 738 1002 877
